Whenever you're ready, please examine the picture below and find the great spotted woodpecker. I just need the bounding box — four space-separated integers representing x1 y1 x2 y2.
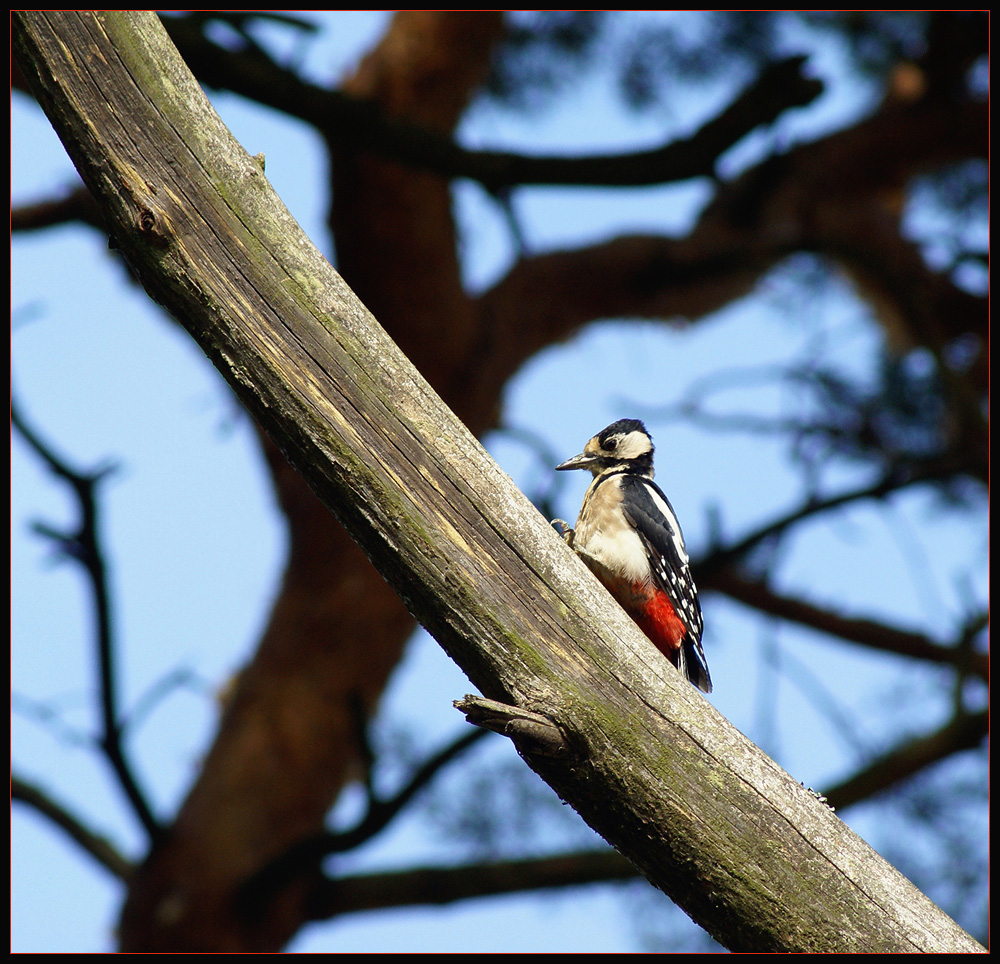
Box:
554 419 711 693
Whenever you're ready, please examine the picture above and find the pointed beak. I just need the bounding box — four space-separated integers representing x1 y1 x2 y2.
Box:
556 451 597 472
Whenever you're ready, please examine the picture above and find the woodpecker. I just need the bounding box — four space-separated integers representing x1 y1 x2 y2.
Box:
554 419 711 693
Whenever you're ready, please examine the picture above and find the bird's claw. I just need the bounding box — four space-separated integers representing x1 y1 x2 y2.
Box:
551 519 575 546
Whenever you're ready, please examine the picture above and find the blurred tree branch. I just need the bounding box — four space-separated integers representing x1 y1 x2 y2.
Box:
11 773 134 880
308 850 640 921
11 394 161 843
11 184 105 232
705 571 989 680
240 726 491 913
160 13 824 190
824 708 988 812
697 457 980 575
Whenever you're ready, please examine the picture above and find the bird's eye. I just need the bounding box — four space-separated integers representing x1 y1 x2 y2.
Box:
605 437 618 451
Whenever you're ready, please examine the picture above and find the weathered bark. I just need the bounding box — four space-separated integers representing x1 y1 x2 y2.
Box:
13 11 985 954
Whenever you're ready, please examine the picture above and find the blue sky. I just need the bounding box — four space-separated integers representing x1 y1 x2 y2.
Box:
11 12 987 952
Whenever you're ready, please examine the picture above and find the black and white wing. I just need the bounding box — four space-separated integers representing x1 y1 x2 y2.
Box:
620 475 711 692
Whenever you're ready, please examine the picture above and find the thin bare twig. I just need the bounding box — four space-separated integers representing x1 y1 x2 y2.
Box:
329 727 492 853
11 691 94 749
11 393 161 842
696 457 971 580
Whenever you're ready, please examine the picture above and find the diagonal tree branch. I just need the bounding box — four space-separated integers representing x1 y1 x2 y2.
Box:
706 571 989 680
12 773 134 880
696 457 974 581
823 709 988 812
324 728 492 855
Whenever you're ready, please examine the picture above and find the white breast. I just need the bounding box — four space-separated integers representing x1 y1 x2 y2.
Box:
574 480 651 584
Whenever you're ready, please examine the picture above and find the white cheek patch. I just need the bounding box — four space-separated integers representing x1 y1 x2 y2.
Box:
615 431 653 461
